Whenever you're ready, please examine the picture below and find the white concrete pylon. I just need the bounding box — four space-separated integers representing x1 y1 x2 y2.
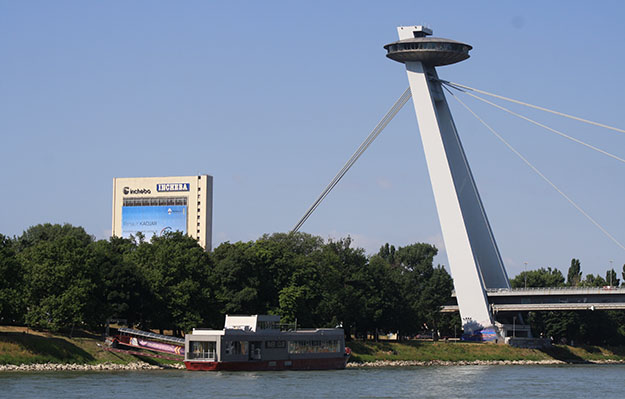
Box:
387 26 510 339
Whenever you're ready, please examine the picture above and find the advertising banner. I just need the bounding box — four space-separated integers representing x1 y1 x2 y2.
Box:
129 337 184 355
121 205 187 239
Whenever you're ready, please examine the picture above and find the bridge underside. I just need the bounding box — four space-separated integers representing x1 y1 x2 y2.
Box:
442 288 625 313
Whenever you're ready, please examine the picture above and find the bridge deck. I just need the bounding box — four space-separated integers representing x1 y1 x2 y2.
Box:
443 287 625 312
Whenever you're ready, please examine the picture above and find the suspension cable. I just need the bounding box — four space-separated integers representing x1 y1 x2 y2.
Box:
442 84 625 165
443 86 625 252
442 80 625 134
291 88 412 233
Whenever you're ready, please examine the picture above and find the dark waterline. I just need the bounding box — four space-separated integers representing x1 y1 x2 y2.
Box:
1 365 625 399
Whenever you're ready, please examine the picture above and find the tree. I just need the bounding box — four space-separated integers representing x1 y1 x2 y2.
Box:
394 243 438 272
529 311 580 343
379 243 453 338
605 269 620 287
567 258 582 287
0 234 25 324
529 310 625 345
18 224 96 332
582 273 607 287
315 237 369 339
253 232 325 318
15 223 94 251
377 243 396 265
353 254 406 338
87 237 150 328
129 232 214 334
210 240 266 320
511 267 565 288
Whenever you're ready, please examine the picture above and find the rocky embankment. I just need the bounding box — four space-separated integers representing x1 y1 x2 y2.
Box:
0 361 185 372
3 359 625 371
346 359 625 367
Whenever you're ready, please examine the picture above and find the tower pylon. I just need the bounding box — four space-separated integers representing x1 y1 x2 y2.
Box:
385 26 510 340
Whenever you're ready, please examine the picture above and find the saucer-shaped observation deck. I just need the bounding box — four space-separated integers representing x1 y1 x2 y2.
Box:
384 30 472 66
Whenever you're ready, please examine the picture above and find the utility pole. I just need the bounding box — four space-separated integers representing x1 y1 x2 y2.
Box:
524 262 528 289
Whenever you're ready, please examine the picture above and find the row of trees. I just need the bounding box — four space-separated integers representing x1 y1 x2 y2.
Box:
3 223 624 344
511 258 625 289
0 223 455 338
511 259 625 345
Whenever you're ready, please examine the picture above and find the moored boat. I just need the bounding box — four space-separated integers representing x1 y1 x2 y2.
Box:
184 315 350 371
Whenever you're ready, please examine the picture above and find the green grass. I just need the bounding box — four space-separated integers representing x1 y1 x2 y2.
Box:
347 340 625 363
0 327 171 365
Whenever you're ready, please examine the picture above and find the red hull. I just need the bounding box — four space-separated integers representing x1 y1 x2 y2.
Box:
185 357 347 371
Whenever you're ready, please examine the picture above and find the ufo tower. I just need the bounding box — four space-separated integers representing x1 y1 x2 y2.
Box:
385 26 510 340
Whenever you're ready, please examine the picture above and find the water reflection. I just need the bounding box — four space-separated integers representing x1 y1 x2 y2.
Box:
2 365 625 399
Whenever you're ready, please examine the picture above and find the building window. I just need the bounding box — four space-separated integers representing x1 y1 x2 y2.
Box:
288 340 340 354
189 341 216 359
224 341 247 355
123 197 187 207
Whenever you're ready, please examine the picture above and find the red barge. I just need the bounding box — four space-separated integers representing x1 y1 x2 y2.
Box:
184 315 350 371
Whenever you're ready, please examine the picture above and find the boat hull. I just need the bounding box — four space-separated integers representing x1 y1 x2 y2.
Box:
184 357 347 371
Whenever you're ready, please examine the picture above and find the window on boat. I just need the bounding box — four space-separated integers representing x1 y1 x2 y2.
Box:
224 340 248 355
188 341 216 360
265 340 286 349
288 339 341 354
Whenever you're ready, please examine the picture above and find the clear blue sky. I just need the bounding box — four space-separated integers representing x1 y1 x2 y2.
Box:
2 1 624 278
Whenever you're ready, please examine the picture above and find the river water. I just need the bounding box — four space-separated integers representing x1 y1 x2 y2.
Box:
1 365 624 398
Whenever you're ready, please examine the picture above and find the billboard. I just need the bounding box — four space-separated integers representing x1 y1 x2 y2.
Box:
121 205 187 239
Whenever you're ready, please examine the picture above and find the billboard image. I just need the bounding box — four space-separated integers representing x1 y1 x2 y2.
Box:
121 205 187 239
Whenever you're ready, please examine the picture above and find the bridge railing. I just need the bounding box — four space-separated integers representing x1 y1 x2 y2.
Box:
451 286 625 297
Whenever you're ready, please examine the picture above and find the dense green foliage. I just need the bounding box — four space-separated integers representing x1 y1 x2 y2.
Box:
567 258 582 287
0 234 25 324
0 224 454 338
3 224 624 345
511 258 625 345
511 267 565 288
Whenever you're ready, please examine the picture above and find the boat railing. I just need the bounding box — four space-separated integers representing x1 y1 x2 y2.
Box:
279 322 298 332
188 349 216 360
117 327 185 345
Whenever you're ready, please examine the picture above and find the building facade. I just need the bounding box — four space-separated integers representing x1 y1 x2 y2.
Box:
112 175 213 250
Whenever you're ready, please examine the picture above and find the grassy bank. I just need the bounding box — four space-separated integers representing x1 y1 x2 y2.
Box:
3 326 625 366
0 326 172 366
348 340 625 364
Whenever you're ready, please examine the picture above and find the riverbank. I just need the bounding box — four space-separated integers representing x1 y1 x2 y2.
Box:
0 362 186 372
347 359 625 368
3 326 625 370
347 340 625 364
0 326 180 368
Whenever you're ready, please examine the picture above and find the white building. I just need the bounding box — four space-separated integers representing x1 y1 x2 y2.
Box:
112 175 213 250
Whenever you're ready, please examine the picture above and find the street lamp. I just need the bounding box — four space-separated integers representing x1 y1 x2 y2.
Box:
524 262 528 289
609 260 614 286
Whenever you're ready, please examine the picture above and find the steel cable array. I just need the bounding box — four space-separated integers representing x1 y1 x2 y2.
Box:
443 85 625 252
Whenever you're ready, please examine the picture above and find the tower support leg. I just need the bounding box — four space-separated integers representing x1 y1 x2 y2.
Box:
404 61 508 340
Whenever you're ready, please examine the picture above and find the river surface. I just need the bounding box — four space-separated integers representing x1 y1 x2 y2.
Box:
1 364 625 398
